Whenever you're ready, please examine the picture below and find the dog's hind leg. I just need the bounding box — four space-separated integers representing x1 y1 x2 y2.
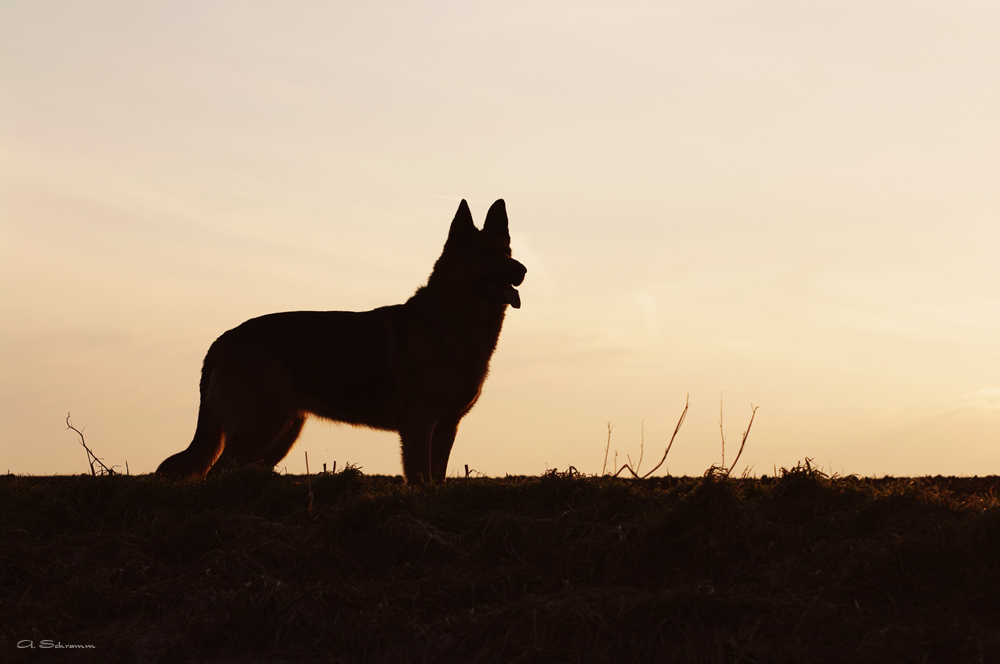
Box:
204 345 300 474
208 413 302 476
208 414 303 476
156 401 225 480
259 414 306 469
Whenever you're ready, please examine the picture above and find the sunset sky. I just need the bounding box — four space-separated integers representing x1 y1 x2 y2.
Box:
2 1 998 478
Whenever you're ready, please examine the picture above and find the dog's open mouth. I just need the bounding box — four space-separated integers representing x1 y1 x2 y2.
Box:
488 284 521 308
503 285 521 309
487 259 525 309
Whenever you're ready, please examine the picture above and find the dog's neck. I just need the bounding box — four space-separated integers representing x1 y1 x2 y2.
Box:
407 285 507 353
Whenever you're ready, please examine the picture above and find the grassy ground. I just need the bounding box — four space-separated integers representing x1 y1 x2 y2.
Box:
2 464 1000 663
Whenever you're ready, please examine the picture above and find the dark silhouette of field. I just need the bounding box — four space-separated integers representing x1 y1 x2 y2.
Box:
3 465 1000 662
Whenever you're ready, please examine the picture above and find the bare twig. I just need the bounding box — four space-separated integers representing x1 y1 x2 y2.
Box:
639 395 688 479
612 462 635 478
305 451 314 519
66 413 116 476
636 420 645 476
601 423 613 476
726 404 758 477
463 464 485 478
719 391 725 469
609 396 689 479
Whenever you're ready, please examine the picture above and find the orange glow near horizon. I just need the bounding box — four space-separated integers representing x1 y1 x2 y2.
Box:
2 2 998 478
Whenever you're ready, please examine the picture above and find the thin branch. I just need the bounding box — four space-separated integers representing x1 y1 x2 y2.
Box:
636 420 645 476
640 395 688 479
719 391 725 469
601 423 613 476
610 397 689 479
305 451 314 519
66 413 115 476
725 404 758 477
71 416 93 476
612 462 635 478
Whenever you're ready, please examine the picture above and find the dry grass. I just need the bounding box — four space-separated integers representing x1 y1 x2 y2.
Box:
3 464 1000 663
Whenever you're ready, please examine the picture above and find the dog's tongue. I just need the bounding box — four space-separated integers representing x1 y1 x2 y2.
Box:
504 285 521 309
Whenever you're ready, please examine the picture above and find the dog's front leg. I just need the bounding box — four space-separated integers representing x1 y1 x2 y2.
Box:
398 420 434 485
430 417 461 482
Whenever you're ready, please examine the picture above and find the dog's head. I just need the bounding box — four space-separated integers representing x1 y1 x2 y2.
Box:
431 199 526 308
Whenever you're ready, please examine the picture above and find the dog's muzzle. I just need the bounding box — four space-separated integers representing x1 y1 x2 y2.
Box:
500 260 527 309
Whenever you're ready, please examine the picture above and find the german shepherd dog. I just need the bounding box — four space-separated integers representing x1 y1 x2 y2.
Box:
156 199 526 484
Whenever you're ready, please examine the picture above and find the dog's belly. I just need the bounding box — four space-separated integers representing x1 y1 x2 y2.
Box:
296 389 402 432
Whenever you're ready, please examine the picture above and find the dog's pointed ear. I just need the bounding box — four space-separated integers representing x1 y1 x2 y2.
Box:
483 199 509 240
445 199 477 249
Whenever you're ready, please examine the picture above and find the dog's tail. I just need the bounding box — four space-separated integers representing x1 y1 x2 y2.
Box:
155 352 225 480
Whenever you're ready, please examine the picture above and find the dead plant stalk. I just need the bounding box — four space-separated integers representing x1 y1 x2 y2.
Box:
612 395 689 479
66 412 116 476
